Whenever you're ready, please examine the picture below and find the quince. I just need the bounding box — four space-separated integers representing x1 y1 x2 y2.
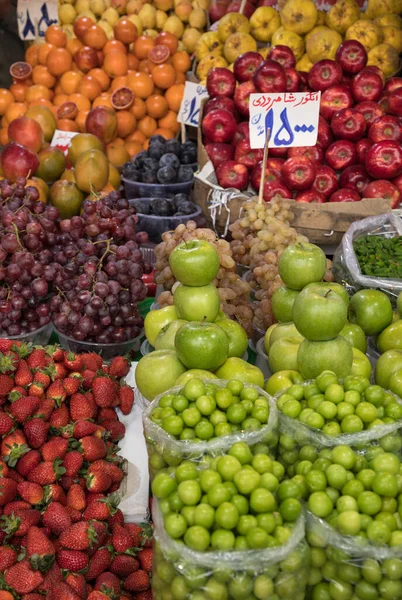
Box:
250 7 281 43
195 31 223 61
325 0 360 35
218 13 250 43
367 43 400 77
306 27 343 63
224 32 257 63
345 19 384 52
280 0 318 35
271 27 305 61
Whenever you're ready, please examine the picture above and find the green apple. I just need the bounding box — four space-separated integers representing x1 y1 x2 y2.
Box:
175 369 218 385
175 322 229 370
264 324 278 355
293 287 347 341
271 286 300 323
215 319 248 358
304 281 350 308
278 242 327 291
397 292 402 317
268 337 301 373
135 350 186 400
215 358 265 388
144 305 178 346
264 370 304 396
349 290 393 336
375 349 402 389
339 322 367 354
297 337 353 380
393 311 400 322
268 323 304 349
215 310 228 320
350 347 372 379
154 319 188 351
377 320 402 354
168 239 220 286
389 368 402 398
174 283 220 322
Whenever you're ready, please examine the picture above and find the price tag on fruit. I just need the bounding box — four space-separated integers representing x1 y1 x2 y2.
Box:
17 0 58 40
177 82 209 127
249 91 321 150
50 130 78 156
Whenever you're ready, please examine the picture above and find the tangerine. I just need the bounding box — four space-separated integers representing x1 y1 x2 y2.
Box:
77 75 102 101
175 71 186 84
76 110 90 132
114 18 137 45
116 110 136 137
130 97 146 119
149 44 170 65
60 71 83 95
53 94 70 106
125 140 142 157
145 94 169 119
138 59 151 74
127 54 139 70
158 109 179 133
45 25 67 47
129 71 154 99
103 52 129 78
133 35 155 60
151 64 176 89
137 114 157 137
25 45 39 68
25 85 51 103
126 129 146 143
155 31 178 55
57 119 79 132
110 75 128 91
66 38 83 56
5 103 27 123
111 87 134 110
9 82 28 102
153 127 175 139
92 94 113 109
88 68 110 91
172 50 191 73
0 89 14 116
47 48 73 76
68 93 91 111
32 65 56 88
103 39 127 55
38 43 55 66
165 83 184 111
83 25 108 50
0 128 9 146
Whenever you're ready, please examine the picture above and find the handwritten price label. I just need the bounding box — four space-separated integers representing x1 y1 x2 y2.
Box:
249 92 321 149
17 0 58 40
177 82 209 127
51 130 78 168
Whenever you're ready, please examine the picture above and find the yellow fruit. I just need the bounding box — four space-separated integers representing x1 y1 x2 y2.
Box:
280 0 318 35
175 0 193 22
75 150 109 194
163 14 184 37
108 164 121 189
325 0 360 35
249 7 281 42
296 53 313 72
195 31 223 61
306 27 342 62
316 10 326 25
61 24 74 38
102 6 120 25
224 32 257 63
189 5 207 29
195 0 208 8
75 0 90 13
367 43 400 77
218 13 250 43
127 14 143 34
155 0 173 9
271 27 304 61
382 26 402 52
156 9 168 28
259 47 270 59
90 0 106 15
77 9 97 20
196 54 228 80
365 0 397 19
98 19 114 37
144 28 158 37
182 27 202 52
126 0 142 13
375 13 402 28
305 25 328 44
345 19 384 52
58 4 76 24
138 4 156 28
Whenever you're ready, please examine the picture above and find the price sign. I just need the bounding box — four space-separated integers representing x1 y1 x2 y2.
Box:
17 0 58 40
177 81 209 127
51 130 78 168
249 91 321 149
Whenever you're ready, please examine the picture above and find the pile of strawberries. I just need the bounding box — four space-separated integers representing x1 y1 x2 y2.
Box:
0 338 152 600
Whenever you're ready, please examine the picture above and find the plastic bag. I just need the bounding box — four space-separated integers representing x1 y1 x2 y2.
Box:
332 213 402 301
306 511 402 600
143 379 278 479
152 500 310 600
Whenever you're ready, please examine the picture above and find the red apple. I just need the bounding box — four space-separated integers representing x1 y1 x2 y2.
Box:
339 164 371 194
250 161 281 191
335 40 367 74
352 70 384 103
308 59 343 92
204 96 237 117
205 142 234 168
234 139 264 170
269 147 288 158
209 0 229 22
365 140 402 179
313 165 338 198
207 67 236 98
325 140 357 171
234 122 250 145
263 180 292 202
233 52 264 83
387 88 402 117
266 157 285 171
287 144 324 165
8 117 44 153
234 80 257 117
368 115 402 143
364 66 385 84
295 189 326 203
317 116 333 149
298 71 309 91
354 101 384 127
320 85 354 121
202 109 237 143
252 60 287 93
392 173 402 195
384 77 402 94
216 160 249 190
284 67 302 92
363 179 401 208
267 45 296 69
281 156 316 191
0 142 40 182
331 108 366 141
356 138 371 165
342 75 354 88
330 189 361 202
226 0 255 17
379 95 391 114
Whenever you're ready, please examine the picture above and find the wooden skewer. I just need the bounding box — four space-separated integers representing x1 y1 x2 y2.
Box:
181 122 186 144
239 0 247 14
258 128 271 205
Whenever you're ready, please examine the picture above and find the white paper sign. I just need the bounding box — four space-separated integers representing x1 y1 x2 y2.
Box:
50 130 78 157
177 81 209 127
17 0 58 40
249 91 321 150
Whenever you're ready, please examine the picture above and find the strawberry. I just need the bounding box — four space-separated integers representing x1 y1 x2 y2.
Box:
92 376 117 408
60 521 98 551
85 471 112 494
63 374 82 394
89 460 124 484
64 352 83 372
27 526 55 572
95 572 121 596
49 404 70 427
85 547 113 581
5 558 44 594
16 450 41 478
111 524 133 553
119 386 134 416
6 468 24 483
21 594 46 600
110 555 139 578
0 460 9 477
0 412 14 436
82 493 119 521
67 484 86 511
14 359 33 387
69 393 97 421
57 549 88 572
52 362 67 380
65 573 88 599
1 508 41 536
23 419 49 449
0 374 14 396
43 483 67 505
17 481 44 505
0 477 17 505
81 353 103 372
41 437 69 461
62 451 84 478
102 419 125 442
0 546 17 570
67 507 82 522
46 346 64 362
42 502 72 535
9 395 40 423
87 592 109 600
3 500 30 514
97 408 118 422
79 436 107 462
27 349 47 370
82 370 97 390
8 386 26 399
107 508 124 530
0 351 19 374
137 548 153 573
57 581 83 600
29 382 45 398
46 380 67 406
28 459 66 485
134 590 152 600
126 523 153 548
123 570 149 592
36 560 63 595
33 371 51 389
109 356 130 378
0 341 14 353
32 398 55 420
72 421 100 439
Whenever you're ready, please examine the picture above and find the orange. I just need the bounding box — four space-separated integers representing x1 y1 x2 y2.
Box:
126 129 146 144
172 50 191 73
0 128 9 145
107 142 130 167
128 72 154 99
32 65 56 88
0 89 14 116
143 138 150 150
130 97 146 119
92 94 113 109
1 116 8 128
145 94 169 119
151 64 176 89
54 84 63 95
127 54 139 71
154 127 175 139
47 48 73 77
109 137 125 147
28 98 54 110
125 140 143 157
25 45 39 68
116 110 136 137
88 68 110 91
57 118 79 132
5 102 27 123
38 43 55 65
74 16 95 40
60 71 83 95
0 591 15 600
159 110 179 133
83 25 107 50
114 18 137 45
139 59 152 74
133 35 155 60
137 115 157 137
103 52 128 78
155 31 178 55
175 71 186 84
76 109 89 132
104 40 127 55
110 76 128 91
67 38 83 56
45 25 67 47
53 93 70 106
165 83 184 112
77 75 102 101
68 93 91 111
25 85 51 103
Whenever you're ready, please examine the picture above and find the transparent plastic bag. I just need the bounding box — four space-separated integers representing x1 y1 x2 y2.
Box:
332 213 402 301
152 500 310 600
142 379 278 479
306 511 402 600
